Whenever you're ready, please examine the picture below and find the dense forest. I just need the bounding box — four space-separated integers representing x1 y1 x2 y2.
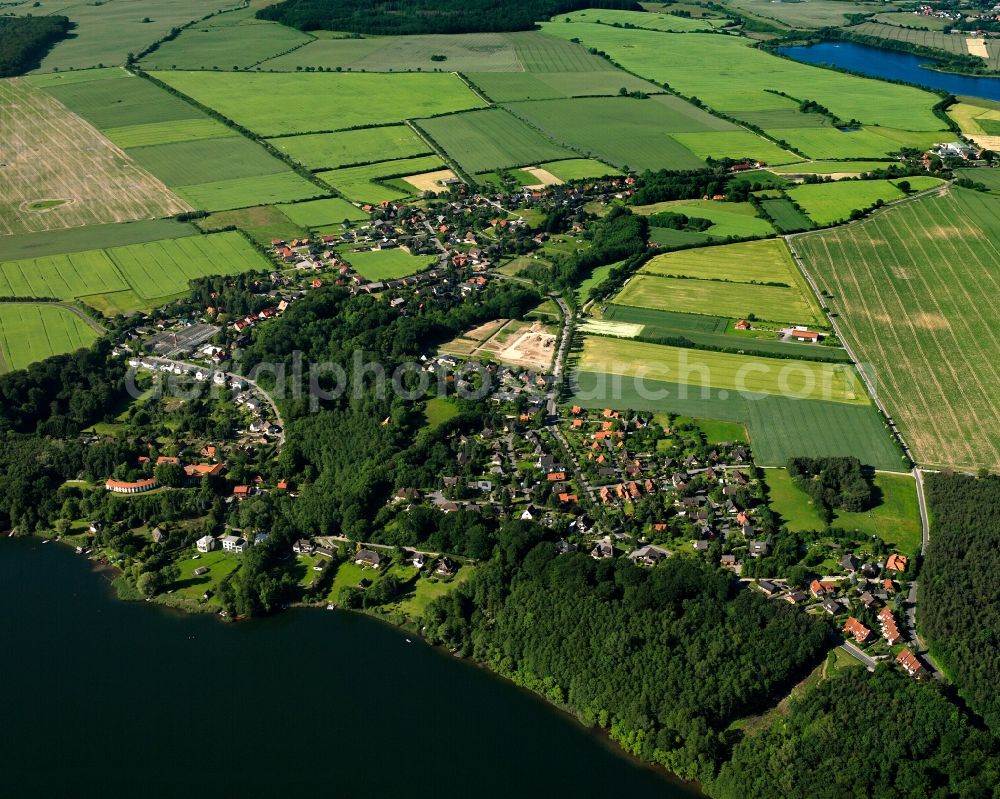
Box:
0 15 72 77
258 0 639 34
921 472 1000 734
711 667 1000 799
423 548 829 781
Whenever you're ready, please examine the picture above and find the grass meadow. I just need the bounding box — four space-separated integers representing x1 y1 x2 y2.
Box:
0 303 100 374
538 23 947 133
417 109 574 174
469 70 661 102
151 71 486 136
266 126 431 170
541 159 621 181
317 156 446 203
760 199 815 233
139 19 313 70
126 136 290 187
632 199 775 238
342 249 437 281
103 118 232 149
795 187 1000 471
277 198 367 227
175 172 325 212
788 177 943 226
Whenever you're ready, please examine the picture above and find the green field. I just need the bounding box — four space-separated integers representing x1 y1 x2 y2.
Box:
633 199 775 239
423 397 460 431
103 118 233 149
151 71 486 136
266 126 431 170
43 73 209 129
670 130 798 165
615 273 823 326
766 126 941 160
197 205 306 247
168 549 240 604
539 23 947 134
576 336 866 404
0 303 100 373
556 8 722 31
126 136 291 187
416 108 574 174
571 371 902 469
788 178 943 226
541 158 621 181
175 172 326 212
640 239 810 287
277 198 367 227
603 305 729 333
0 219 198 262
17 0 244 73
577 261 621 304
795 186 1000 471
764 468 922 553
468 70 662 102
139 19 313 70
505 95 740 172
317 156 446 203
760 199 815 233
343 249 436 281
0 232 269 311
105 233 270 301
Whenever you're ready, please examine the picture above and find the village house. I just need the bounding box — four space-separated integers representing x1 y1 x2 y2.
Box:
221 535 247 554
627 545 671 566
843 616 873 644
355 549 382 569
195 535 216 553
896 648 926 678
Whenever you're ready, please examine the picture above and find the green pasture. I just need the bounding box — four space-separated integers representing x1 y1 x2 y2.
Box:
760 199 814 233
175 172 325 212
416 108 574 174
468 69 662 102
0 303 100 374
151 71 486 136
126 136 290 187
671 130 798 165
266 126 431 170
317 155 445 203
343 249 436 281
139 19 313 70
541 158 621 181
555 8 721 30
44 74 207 129
788 178 943 226
277 198 367 227
634 199 775 238
0 219 198 262
103 118 232 149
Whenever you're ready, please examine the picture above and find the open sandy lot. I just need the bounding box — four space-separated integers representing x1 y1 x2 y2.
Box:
402 169 458 192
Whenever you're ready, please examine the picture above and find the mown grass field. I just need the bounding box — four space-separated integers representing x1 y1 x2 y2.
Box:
670 130 798 165
266 126 431 170
317 156 446 203
615 274 824 326
764 468 922 553
603 305 728 333
632 199 775 239
788 177 943 226
0 303 100 374
151 71 486 136
570 371 902 469
770 160 895 176
0 232 268 311
576 336 866 403
197 205 306 247
539 23 947 133
0 79 189 237
724 0 872 27
505 95 735 172
795 186 1000 471
277 198 367 227
343 249 436 281
416 109 574 174
765 126 941 160
175 172 325 212
640 239 811 288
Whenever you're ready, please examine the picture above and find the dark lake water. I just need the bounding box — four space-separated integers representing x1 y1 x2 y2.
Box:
0 539 697 797
780 41 1000 102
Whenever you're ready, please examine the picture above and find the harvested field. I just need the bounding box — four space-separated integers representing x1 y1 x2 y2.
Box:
0 79 189 236
401 170 459 193
795 186 1000 470
579 320 644 338
522 167 563 187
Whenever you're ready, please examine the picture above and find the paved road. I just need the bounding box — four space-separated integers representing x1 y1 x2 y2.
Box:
546 292 572 417
550 426 597 504
146 357 285 448
839 641 878 671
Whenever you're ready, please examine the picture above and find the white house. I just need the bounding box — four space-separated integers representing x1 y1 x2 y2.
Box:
195 535 216 553
221 535 247 553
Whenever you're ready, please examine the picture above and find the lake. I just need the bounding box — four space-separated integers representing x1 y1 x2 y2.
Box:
780 41 1000 103
0 539 698 797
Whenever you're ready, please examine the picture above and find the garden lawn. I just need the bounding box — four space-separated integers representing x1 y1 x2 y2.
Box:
266 126 431 170
151 71 486 136
0 303 100 373
423 397 460 431
168 549 240 603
